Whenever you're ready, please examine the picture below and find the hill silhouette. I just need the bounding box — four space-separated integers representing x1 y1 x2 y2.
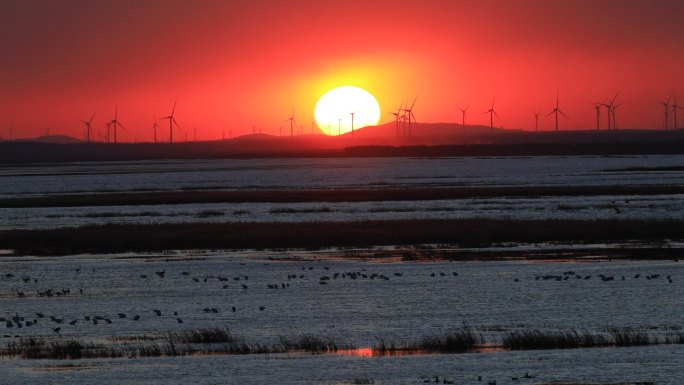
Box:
2 124 684 163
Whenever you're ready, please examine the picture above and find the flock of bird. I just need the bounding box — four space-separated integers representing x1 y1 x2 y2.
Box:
0 263 464 336
0 261 676 343
420 372 538 384
529 270 674 283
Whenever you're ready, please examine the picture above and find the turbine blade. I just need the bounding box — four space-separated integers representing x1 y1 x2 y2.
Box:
559 110 569 119
171 100 177 116
410 96 417 110
546 110 555 117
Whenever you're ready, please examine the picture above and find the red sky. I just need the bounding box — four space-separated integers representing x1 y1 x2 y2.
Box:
2 0 684 141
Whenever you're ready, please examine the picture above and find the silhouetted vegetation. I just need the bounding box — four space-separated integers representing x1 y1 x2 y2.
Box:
375 327 483 353
277 334 352 352
2 218 684 256
1 326 682 360
502 328 684 350
0 329 352 359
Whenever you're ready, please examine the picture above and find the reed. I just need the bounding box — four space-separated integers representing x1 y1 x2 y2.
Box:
277 334 353 352
373 328 483 353
411 328 483 352
503 328 607 350
606 327 652 346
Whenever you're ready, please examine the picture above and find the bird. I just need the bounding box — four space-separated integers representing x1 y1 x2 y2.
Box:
153 309 162 316
53 327 61 333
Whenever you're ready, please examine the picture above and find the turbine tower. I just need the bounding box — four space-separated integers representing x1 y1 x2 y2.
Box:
672 94 682 130
287 109 295 137
153 119 160 143
104 122 111 143
484 98 499 133
459 106 468 128
109 105 126 144
80 113 95 143
591 102 602 131
546 93 568 132
350 111 356 137
533 111 539 132
160 101 180 143
403 96 417 137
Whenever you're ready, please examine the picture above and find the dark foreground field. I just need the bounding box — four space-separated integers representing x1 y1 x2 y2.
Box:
1 218 683 257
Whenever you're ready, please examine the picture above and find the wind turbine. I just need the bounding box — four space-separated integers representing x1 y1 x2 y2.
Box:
484 98 500 133
659 94 672 130
286 109 296 137
611 103 622 129
109 105 126 143
152 118 160 143
546 93 568 132
160 101 180 143
602 93 619 130
403 96 417 137
459 106 468 128
350 111 357 137
672 94 682 130
104 121 111 143
591 102 603 131
80 113 95 143
388 101 404 137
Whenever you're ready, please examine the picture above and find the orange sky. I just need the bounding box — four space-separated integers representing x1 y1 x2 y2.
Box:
2 0 684 141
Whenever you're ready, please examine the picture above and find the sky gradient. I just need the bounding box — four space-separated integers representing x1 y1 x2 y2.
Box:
2 0 684 141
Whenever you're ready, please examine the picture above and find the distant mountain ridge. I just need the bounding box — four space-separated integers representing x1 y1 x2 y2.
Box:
2 123 684 163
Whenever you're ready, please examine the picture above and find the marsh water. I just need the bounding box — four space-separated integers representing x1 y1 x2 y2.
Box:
2 155 684 229
1 155 683 384
0 251 682 384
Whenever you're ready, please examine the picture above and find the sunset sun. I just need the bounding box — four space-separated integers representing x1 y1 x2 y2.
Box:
314 86 381 136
